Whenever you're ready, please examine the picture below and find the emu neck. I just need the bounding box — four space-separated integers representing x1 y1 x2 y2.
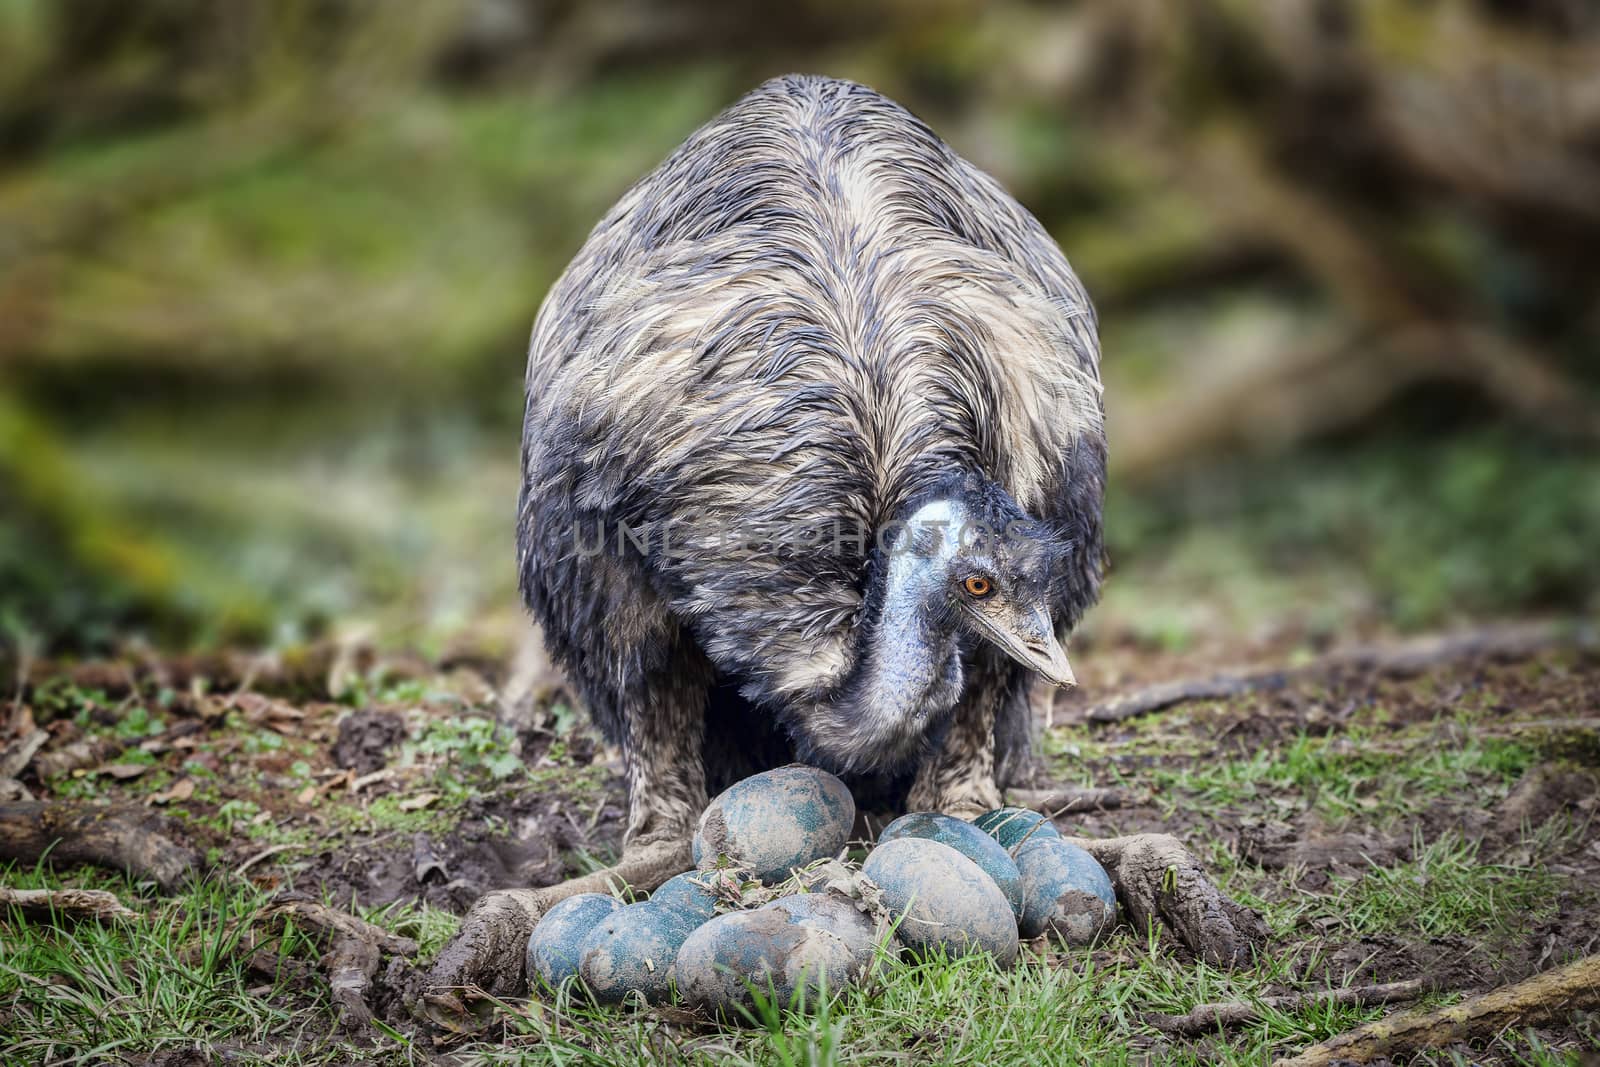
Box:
857 519 957 715
820 499 967 770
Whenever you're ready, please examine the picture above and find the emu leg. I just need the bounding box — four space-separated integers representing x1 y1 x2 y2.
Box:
1071 833 1268 968
907 663 1006 818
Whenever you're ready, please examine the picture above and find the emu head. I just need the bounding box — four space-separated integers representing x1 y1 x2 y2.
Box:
799 474 1075 774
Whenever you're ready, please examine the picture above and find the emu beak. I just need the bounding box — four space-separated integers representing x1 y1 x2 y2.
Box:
966 604 1077 688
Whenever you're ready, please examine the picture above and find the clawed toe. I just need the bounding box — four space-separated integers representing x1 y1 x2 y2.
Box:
1073 832 1267 968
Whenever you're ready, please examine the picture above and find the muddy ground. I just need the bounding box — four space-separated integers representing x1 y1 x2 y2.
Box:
2 626 1597 1064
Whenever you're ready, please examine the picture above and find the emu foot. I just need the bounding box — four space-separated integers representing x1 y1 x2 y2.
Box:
413 837 692 1032
1071 833 1267 968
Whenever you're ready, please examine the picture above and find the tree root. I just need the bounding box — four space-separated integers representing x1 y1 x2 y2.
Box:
1078 620 1593 725
1273 953 1600 1066
0 802 201 891
0 886 138 923
1146 979 1430 1036
258 894 419 1032
1072 833 1268 968
260 896 419 957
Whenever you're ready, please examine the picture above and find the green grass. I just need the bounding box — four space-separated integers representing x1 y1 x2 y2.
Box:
4 883 1590 1067
0 864 478 1064
1143 731 1537 828
1318 833 1559 939
468 945 1385 1067
359 898 461 962
0 867 335 1065
2 828 1591 1065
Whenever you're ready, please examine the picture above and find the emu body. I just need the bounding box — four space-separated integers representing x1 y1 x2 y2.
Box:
419 78 1263 1018
519 74 1104 839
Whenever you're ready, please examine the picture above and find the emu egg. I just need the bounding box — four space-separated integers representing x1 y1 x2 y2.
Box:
862 837 1018 965
878 811 1024 919
676 892 879 1015
651 870 721 922
972 806 1061 850
526 893 624 990
764 892 880 957
1014 836 1116 944
577 901 699 1003
694 765 855 884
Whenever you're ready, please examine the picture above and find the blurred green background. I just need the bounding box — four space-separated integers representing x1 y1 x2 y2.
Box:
2 0 1597 661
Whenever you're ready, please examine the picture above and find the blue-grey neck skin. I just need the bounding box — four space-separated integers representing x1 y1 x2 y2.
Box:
788 498 970 773
857 498 967 722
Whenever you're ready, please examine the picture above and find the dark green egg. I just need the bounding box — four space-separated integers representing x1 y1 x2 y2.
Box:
526 893 624 990
862 837 1018 965
972 806 1061 850
577 901 699 1004
879 811 1024 918
693 765 856 884
651 870 721 922
1015 836 1116 944
675 892 879 1015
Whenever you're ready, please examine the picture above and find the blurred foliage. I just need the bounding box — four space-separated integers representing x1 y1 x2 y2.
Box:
1098 433 1600 649
1 0 1596 655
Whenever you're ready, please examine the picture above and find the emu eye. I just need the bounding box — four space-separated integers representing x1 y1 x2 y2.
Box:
963 575 994 598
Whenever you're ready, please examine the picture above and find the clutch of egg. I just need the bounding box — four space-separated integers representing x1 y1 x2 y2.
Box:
525 764 1119 1013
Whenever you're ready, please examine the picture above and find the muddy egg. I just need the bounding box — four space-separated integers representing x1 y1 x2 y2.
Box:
765 892 880 956
862 837 1018 966
526 893 625 990
676 892 879 1015
693 765 855 884
972 807 1061 850
577 901 699 1004
1014 836 1116 944
878 812 1024 919
650 870 721 923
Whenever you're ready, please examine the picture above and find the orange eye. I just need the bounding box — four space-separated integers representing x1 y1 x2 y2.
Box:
963 576 993 598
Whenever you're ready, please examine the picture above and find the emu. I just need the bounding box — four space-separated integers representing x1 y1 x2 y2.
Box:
422 75 1261 1013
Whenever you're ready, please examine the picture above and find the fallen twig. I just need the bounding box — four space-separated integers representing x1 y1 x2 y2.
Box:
1273 953 1600 1066
1078 620 1594 725
1237 826 1410 872
0 730 49 779
30 735 128 780
0 886 138 923
29 720 208 781
236 843 299 878
1007 786 1137 816
1146 979 1429 1036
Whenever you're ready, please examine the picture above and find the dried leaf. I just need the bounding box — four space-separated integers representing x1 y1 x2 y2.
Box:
397 792 439 812
296 785 317 806
150 777 196 805
100 762 149 779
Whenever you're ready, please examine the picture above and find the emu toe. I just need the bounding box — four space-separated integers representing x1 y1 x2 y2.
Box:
416 836 694 1030
1073 832 1269 968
